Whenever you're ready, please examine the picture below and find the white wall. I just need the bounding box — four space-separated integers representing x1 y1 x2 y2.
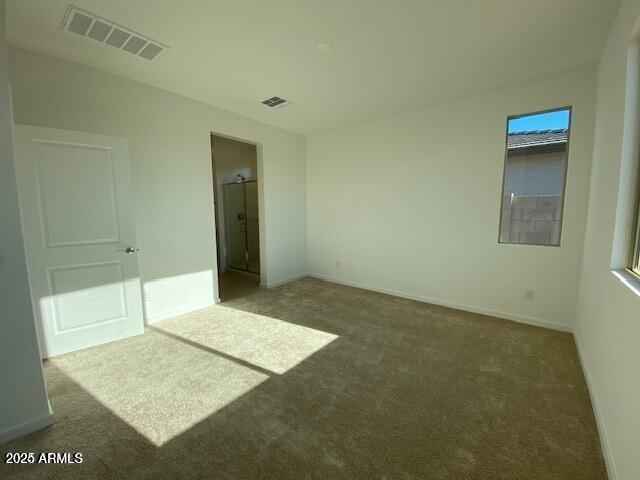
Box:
306 67 596 330
574 0 640 478
0 0 52 444
8 46 307 323
212 136 257 272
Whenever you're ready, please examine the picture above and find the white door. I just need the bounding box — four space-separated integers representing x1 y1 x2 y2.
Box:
13 125 144 358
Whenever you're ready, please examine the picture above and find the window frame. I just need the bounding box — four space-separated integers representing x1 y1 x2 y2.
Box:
629 163 640 276
497 105 573 247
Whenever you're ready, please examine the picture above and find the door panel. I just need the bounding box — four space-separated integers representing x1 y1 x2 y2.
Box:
224 183 248 270
48 261 127 332
14 126 144 357
35 142 120 246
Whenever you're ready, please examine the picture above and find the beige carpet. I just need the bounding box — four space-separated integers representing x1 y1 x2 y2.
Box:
0 277 606 479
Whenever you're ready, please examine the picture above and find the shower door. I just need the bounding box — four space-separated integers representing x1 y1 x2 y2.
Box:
223 181 260 274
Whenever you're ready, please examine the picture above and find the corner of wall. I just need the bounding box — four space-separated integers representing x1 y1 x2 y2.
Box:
573 330 619 480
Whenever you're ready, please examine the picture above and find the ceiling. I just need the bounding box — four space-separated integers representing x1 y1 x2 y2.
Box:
6 0 621 134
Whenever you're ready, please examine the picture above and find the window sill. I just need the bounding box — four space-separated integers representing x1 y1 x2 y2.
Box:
611 269 640 297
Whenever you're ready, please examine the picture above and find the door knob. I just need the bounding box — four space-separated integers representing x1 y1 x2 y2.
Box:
125 247 139 254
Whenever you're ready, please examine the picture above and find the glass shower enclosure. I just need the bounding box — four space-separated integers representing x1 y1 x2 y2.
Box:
223 180 260 274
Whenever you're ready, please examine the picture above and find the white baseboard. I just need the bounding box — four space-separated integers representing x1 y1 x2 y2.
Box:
262 272 308 289
145 300 217 325
0 411 55 445
309 273 572 332
574 332 618 480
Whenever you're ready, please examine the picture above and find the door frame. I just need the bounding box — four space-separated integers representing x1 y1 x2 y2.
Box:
210 131 266 291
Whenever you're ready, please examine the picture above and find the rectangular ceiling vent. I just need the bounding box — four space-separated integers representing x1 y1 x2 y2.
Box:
62 5 168 61
261 97 291 109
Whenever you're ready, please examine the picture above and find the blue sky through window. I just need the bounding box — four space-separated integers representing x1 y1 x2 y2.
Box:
508 109 570 133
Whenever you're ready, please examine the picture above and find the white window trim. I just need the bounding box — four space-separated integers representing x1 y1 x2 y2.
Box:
610 39 640 297
611 269 640 297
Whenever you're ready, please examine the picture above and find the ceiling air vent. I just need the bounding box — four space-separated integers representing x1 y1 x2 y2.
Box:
62 5 168 61
261 97 290 109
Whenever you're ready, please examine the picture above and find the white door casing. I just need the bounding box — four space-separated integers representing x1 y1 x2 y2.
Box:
13 125 144 358
245 181 260 274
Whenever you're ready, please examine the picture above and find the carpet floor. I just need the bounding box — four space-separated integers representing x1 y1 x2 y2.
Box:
1 277 606 479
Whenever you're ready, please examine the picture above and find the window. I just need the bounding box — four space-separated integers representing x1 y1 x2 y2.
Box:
498 107 572 246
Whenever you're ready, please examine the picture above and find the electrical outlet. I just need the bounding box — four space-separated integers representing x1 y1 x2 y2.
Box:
524 289 535 301
335 260 341 269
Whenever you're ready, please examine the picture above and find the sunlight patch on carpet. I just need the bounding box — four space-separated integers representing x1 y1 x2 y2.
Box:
49 306 337 446
51 331 269 446
153 305 339 374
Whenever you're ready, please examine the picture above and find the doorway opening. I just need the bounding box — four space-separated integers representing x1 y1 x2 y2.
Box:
211 134 262 302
